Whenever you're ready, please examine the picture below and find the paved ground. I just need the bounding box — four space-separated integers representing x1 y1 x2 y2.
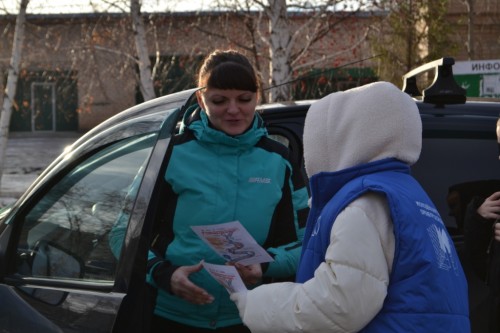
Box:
0 133 80 208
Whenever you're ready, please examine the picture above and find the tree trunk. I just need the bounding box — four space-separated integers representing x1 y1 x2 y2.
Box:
464 0 475 60
131 0 156 101
0 0 29 194
268 0 292 102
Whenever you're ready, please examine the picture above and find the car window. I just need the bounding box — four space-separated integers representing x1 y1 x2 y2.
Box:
412 136 500 232
14 133 157 283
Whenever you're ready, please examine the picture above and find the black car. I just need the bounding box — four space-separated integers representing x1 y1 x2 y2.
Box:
0 58 498 332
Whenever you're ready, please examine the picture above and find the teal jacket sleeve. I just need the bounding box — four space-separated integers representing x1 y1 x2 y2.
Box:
264 159 310 279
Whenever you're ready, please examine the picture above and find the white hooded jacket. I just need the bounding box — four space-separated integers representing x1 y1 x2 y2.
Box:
230 81 422 332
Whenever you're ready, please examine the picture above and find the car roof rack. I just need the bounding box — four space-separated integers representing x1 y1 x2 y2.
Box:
402 57 466 106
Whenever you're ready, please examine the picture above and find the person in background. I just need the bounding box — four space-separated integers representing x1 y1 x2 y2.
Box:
464 190 500 332
146 49 309 333
230 81 470 332
463 190 500 280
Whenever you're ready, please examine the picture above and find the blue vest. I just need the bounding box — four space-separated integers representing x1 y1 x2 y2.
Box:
297 158 470 332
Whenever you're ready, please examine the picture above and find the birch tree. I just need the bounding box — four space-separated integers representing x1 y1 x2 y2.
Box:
460 0 475 60
92 0 186 102
266 0 293 101
199 0 372 101
458 0 500 61
0 0 29 190
130 0 155 101
263 0 368 101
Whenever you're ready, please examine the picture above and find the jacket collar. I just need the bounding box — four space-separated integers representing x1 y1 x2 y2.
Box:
180 104 267 148
309 158 410 208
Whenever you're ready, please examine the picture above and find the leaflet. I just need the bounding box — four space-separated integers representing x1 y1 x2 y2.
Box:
202 262 247 294
191 220 274 265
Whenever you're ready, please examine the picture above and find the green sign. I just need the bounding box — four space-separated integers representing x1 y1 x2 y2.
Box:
454 60 500 98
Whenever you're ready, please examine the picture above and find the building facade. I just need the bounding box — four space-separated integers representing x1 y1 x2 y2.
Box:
0 4 498 133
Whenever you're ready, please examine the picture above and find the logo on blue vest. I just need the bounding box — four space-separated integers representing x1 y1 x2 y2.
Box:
427 224 460 275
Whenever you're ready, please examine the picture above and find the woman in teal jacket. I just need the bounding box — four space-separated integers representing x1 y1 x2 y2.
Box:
146 49 309 332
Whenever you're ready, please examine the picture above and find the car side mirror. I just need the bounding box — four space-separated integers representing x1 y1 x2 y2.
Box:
31 241 83 279
18 241 83 305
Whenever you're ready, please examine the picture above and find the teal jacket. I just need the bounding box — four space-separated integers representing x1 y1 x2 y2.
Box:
147 106 309 329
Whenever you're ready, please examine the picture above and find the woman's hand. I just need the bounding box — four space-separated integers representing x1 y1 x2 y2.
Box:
477 191 500 220
171 261 214 305
233 263 262 286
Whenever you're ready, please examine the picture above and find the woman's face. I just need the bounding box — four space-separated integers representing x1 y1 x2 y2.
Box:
197 88 258 136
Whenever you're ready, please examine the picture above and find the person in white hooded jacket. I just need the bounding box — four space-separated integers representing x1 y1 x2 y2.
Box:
230 81 470 332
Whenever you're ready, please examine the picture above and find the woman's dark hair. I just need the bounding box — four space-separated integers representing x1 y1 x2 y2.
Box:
198 49 260 92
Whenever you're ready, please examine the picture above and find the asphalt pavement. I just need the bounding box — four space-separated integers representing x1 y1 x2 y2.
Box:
0 132 80 208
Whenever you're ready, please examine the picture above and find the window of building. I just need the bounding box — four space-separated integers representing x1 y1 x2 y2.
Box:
12 70 78 132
